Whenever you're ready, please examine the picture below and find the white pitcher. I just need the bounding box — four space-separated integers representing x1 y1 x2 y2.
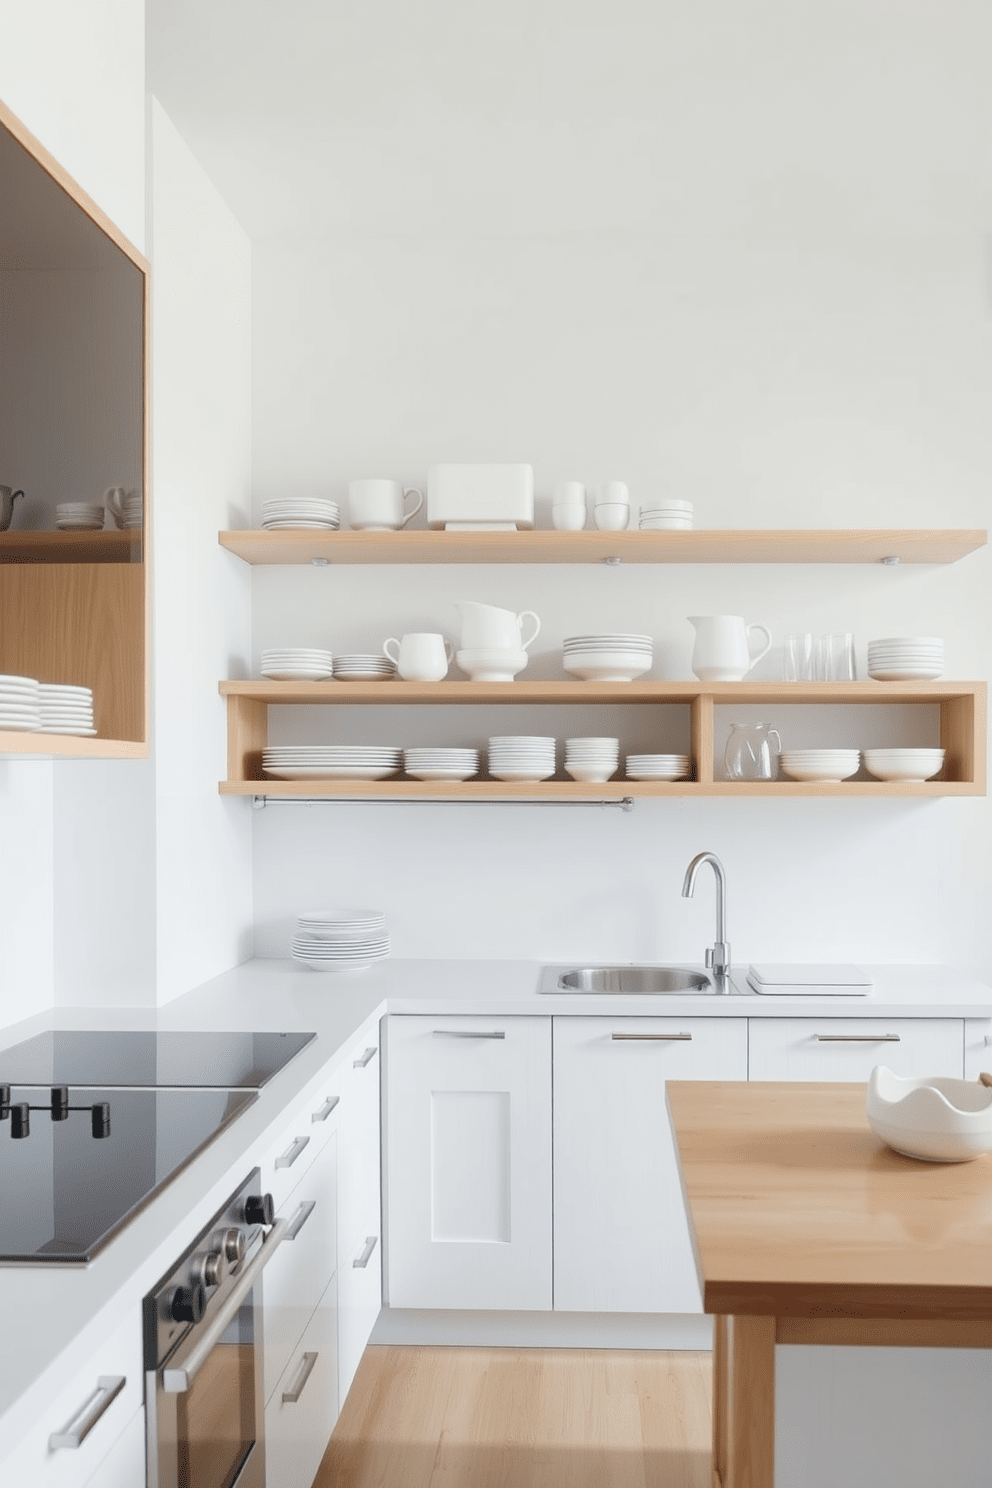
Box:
689 615 772 681
456 601 541 652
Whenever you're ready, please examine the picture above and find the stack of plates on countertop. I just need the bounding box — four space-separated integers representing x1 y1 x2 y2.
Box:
564 736 619 782
403 747 480 781
625 753 691 781
867 637 943 681
332 654 396 681
0 674 41 731
38 683 95 735
55 502 105 531
292 908 390 973
488 735 556 782
639 500 694 532
261 648 333 680
779 749 860 783
263 745 402 780
261 498 340 530
562 633 653 682
863 747 945 783
747 963 874 996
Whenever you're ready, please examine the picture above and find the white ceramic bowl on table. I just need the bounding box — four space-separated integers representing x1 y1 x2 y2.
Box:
867 1066 992 1161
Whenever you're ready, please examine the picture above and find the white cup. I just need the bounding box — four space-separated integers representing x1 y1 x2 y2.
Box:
348 479 424 531
552 481 587 532
600 480 630 506
382 632 455 681
594 503 630 532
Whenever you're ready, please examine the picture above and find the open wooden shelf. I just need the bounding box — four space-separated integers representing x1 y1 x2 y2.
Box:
0 530 142 564
218 527 987 567
0 730 146 758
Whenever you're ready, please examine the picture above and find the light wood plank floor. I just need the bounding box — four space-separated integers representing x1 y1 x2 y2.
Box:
315 1346 713 1488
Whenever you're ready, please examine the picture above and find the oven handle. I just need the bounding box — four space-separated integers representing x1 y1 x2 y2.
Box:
162 1211 293 1393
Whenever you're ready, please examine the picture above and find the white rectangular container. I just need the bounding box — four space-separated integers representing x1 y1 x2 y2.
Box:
427 463 534 529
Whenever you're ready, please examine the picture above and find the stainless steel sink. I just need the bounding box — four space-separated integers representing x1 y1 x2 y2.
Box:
540 964 721 995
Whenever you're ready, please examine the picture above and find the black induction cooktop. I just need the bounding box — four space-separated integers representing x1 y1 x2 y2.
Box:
0 1029 316 1089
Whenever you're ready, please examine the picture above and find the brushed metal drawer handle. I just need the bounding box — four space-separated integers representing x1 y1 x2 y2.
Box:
353 1235 379 1269
611 1032 693 1042
813 1033 901 1043
354 1047 378 1068
432 1030 506 1040
285 1199 316 1242
282 1351 319 1405
312 1096 339 1123
49 1375 126 1450
276 1135 310 1169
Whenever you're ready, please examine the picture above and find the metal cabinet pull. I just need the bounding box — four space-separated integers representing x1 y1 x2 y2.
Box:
353 1235 379 1269
276 1134 310 1169
813 1033 901 1043
282 1351 319 1405
286 1199 316 1242
432 1030 505 1040
611 1032 692 1042
353 1047 378 1068
312 1095 339 1123
49 1375 126 1450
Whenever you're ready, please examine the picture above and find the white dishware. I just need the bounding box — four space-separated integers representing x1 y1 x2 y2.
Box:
779 749 861 783
382 632 454 681
551 481 587 531
639 516 693 531
455 647 528 682
593 503 630 532
261 498 339 531
562 650 652 682
455 601 541 652
624 754 691 781
862 748 944 783
104 486 141 530
427 464 535 530
292 906 391 972
600 481 630 506
867 636 944 681
564 735 619 782
689 615 772 682
866 1066 992 1162
332 655 396 680
0 485 25 530
261 647 334 681
488 734 556 782
348 479 424 531
56 502 105 531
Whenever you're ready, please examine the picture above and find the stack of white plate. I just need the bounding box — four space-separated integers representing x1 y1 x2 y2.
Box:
332 654 396 681
261 498 340 530
291 908 390 973
403 747 480 781
625 753 691 781
863 747 945 783
113 491 143 530
779 749 860 783
56 502 104 531
564 736 619 782
261 648 333 680
263 745 401 780
488 735 556 782
867 637 944 681
38 683 95 735
0 674 41 731
562 634 653 682
639 500 694 532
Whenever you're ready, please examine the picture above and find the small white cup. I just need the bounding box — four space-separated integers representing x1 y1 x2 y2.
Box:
594 503 630 532
552 480 587 531
382 632 455 681
600 480 630 506
349 479 424 531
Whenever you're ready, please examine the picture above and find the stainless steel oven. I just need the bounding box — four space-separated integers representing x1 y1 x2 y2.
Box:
145 1168 289 1488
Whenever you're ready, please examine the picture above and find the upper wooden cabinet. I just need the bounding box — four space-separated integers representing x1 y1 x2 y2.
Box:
0 98 148 756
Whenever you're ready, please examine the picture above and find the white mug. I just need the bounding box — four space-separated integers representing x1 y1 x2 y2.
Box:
382 632 454 681
456 601 541 652
689 615 772 682
349 479 424 531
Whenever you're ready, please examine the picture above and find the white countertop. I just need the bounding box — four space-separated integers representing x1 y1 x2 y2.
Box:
2 955 991 1444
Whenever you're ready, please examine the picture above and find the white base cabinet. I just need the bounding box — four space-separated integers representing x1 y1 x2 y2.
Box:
748 1017 964 1081
385 1014 552 1311
264 1275 339 1488
553 1016 748 1314
338 1216 382 1402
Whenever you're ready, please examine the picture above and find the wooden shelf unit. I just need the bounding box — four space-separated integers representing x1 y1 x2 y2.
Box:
219 679 986 800
0 530 142 564
218 527 987 567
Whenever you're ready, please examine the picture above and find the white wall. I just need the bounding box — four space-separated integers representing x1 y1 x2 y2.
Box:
249 6 992 980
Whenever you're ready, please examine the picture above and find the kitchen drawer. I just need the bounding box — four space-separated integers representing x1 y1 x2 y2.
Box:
264 1275 339 1488
261 1085 337 1212
4 1306 142 1487
748 1018 964 1082
264 1132 338 1405
338 1028 381 1255
337 1207 382 1412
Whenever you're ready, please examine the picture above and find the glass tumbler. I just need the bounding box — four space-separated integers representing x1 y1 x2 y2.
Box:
783 634 815 682
818 633 856 681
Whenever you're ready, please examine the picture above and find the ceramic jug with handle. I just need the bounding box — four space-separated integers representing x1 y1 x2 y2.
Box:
689 615 772 682
0 486 25 532
456 601 541 652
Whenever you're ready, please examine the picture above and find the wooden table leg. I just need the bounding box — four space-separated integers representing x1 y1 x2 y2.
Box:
713 1315 729 1487
715 1313 775 1488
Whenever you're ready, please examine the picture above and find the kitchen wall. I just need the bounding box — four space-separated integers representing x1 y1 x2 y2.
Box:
249 6 992 978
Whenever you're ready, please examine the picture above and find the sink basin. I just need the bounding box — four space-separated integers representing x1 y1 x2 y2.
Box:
540 965 720 995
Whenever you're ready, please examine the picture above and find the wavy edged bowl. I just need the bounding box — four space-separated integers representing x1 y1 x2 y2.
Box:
866 1066 992 1162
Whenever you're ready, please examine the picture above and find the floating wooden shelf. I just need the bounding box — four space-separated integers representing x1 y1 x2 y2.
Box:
218 528 987 567
0 530 142 564
0 730 146 758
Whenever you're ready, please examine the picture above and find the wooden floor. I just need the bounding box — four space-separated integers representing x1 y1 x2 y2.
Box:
315 1346 713 1488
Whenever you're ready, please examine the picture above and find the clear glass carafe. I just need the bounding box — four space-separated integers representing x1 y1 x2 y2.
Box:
725 722 782 781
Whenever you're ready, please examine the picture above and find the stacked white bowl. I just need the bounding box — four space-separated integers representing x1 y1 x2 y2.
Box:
562 633 653 682
263 744 401 780
291 908 390 972
488 735 556 782
38 683 95 735
261 498 340 530
867 636 943 681
261 647 333 680
863 747 945 783
779 749 860 783
564 736 619 782
0 673 41 731
403 747 480 781
639 500 693 531
625 753 691 781
56 502 104 531
332 654 396 680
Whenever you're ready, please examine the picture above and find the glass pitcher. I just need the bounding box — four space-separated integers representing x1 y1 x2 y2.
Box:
725 722 782 781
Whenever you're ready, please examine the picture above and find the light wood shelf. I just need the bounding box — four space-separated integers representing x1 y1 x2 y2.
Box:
0 730 146 758
218 527 986 567
0 530 142 564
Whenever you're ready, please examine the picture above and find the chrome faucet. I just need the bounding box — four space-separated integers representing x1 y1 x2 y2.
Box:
682 851 731 982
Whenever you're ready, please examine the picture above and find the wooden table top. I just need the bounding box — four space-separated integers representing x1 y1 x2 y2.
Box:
667 1081 992 1322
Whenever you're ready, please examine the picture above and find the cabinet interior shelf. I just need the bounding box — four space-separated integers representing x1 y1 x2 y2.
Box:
0 730 146 758
218 528 987 567
0 530 142 564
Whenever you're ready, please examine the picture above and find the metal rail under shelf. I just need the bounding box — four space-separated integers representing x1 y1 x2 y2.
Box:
250 793 636 811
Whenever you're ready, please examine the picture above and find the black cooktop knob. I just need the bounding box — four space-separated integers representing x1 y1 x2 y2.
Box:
244 1193 274 1227
171 1279 206 1324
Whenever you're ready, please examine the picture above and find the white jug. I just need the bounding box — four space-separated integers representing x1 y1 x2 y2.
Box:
689 615 772 682
456 601 541 652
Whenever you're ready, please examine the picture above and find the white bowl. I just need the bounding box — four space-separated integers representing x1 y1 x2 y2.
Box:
563 651 652 682
564 764 618 782
866 1066 992 1161
780 760 859 783
863 749 944 782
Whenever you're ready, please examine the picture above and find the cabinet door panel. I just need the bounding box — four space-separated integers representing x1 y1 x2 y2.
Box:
385 1015 552 1310
554 1016 747 1314
264 1276 338 1488
337 1206 382 1413
748 1018 963 1081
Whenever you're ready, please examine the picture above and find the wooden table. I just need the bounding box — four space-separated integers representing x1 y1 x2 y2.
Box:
666 1081 992 1488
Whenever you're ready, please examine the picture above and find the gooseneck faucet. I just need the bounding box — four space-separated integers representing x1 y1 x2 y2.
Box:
682 851 730 982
